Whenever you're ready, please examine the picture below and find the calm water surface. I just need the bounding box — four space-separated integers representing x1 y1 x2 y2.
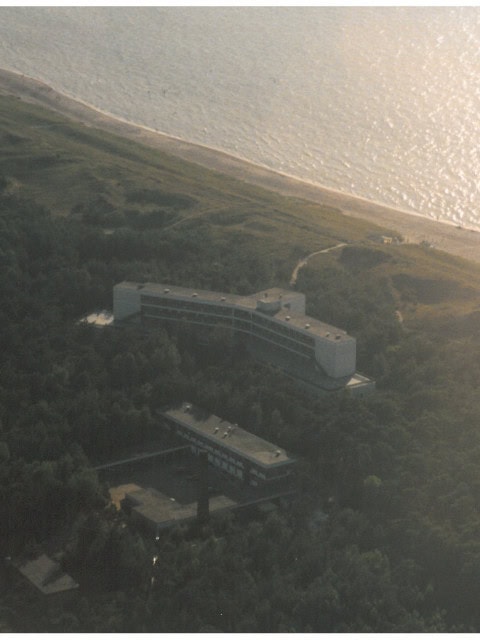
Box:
0 7 479 229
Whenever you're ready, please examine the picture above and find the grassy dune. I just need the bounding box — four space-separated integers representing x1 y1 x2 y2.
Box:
0 94 390 239
2 92 480 328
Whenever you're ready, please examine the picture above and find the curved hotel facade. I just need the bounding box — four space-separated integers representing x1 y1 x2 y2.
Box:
113 281 374 393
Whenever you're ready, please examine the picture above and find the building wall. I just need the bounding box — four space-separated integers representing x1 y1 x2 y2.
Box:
141 293 237 331
113 283 142 320
248 313 314 360
137 289 315 362
314 335 356 378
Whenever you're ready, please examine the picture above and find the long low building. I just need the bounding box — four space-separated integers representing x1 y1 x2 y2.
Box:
161 402 296 489
122 484 237 534
113 281 374 393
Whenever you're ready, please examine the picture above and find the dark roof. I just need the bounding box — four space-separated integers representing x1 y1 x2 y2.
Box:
124 486 236 528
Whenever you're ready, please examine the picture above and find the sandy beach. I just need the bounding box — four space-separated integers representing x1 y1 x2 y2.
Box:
1 67 480 265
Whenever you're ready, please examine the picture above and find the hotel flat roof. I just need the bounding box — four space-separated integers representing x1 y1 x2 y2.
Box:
163 403 295 468
273 307 352 342
116 281 257 310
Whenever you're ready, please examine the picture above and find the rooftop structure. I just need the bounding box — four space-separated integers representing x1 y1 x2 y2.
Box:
113 281 374 392
162 402 296 488
15 554 79 597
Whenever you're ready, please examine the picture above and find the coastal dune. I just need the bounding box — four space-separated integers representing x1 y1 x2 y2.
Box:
1 67 480 265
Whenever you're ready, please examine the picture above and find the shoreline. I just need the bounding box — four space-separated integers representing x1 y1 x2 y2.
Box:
1 67 480 265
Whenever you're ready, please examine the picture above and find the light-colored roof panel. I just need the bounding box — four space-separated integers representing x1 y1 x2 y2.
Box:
273 308 354 342
114 281 145 290
17 554 79 595
138 282 258 310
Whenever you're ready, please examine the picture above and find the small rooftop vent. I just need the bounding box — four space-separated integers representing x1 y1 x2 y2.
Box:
184 403 192 412
274 450 282 457
192 293 198 297
221 297 226 301
326 332 330 337
214 427 219 434
223 432 228 438
285 315 291 321
305 323 311 329
164 288 170 293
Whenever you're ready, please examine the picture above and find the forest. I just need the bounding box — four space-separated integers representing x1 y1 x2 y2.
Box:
2 96 480 632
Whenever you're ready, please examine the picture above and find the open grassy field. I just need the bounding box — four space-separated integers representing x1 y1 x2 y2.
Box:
305 240 480 332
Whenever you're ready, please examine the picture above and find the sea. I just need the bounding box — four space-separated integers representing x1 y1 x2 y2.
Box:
0 6 479 230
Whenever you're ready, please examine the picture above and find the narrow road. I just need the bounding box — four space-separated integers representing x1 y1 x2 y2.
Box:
94 445 189 471
290 243 347 286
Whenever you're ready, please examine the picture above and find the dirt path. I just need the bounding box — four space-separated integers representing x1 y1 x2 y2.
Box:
290 243 347 286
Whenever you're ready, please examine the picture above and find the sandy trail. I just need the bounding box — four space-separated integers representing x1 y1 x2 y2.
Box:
1 67 480 265
290 243 347 286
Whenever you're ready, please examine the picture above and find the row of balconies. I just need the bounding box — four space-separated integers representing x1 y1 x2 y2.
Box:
173 424 245 468
142 303 314 358
140 295 315 346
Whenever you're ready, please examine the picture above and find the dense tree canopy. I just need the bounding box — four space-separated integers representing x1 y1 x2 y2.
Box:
2 176 480 633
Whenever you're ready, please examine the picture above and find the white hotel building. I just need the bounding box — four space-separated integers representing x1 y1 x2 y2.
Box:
113 281 374 393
